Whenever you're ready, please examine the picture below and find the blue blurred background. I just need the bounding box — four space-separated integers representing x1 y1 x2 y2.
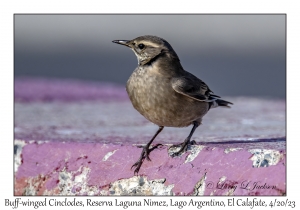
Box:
14 14 286 98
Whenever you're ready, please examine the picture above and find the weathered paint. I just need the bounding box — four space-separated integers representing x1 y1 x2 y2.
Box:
15 140 286 196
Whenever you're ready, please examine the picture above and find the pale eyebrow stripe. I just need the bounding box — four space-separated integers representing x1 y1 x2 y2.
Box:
138 41 160 48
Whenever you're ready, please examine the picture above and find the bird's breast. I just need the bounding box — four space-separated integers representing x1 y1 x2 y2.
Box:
126 67 171 111
126 67 208 127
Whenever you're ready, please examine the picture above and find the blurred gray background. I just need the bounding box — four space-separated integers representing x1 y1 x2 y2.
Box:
14 14 286 98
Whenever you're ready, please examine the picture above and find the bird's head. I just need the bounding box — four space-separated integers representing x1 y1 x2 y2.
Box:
112 35 179 66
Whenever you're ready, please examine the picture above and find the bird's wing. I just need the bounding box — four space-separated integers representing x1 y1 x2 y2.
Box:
171 76 215 102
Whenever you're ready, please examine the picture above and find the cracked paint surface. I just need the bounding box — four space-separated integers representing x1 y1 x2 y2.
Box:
15 140 286 196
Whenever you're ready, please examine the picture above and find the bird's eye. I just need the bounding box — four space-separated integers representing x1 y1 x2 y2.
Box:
138 43 145 49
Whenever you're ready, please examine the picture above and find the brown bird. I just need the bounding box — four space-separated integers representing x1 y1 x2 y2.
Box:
112 35 232 174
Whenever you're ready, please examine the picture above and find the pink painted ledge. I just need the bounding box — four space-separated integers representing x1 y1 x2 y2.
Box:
14 77 286 196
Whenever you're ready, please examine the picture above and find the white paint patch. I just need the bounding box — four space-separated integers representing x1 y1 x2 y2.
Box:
109 176 174 195
42 166 105 196
57 166 96 195
102 150 118 161
14 140 26 173
168 144 205 160
74 167 89 183
249 149 283 167
210 190 216 195
185 145 205 163
219 176 227 183
193 172 207 196
224 188 235 196
23 176 44 195
224 148 243 154
168 145 183 156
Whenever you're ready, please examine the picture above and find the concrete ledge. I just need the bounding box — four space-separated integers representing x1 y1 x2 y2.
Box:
15 140 285 196
14 78 286 196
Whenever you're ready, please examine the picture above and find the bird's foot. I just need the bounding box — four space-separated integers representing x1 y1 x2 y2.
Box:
169 140 196 157
131 159 143 175
136 143 163 160
132 144 163 174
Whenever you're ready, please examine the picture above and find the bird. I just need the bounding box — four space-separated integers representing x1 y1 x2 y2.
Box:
112 35 232 174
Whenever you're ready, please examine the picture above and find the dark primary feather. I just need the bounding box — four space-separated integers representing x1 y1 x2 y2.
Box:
171 76 233 109
171 76 213 101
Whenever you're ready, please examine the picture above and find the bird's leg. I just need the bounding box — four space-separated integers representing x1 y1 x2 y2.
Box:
131 126 164 174
170 121 199 157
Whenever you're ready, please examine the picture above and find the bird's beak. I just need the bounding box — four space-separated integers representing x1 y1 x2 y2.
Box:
112 40 131 47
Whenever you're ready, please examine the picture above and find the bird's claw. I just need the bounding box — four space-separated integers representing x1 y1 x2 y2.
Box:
170 145 187 157
170 140 195 157
131 143 163 174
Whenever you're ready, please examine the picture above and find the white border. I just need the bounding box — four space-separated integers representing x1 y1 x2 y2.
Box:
1 0 298 209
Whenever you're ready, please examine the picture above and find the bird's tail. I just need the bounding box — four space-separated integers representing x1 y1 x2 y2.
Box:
215 99 233 108
209 95 233 109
